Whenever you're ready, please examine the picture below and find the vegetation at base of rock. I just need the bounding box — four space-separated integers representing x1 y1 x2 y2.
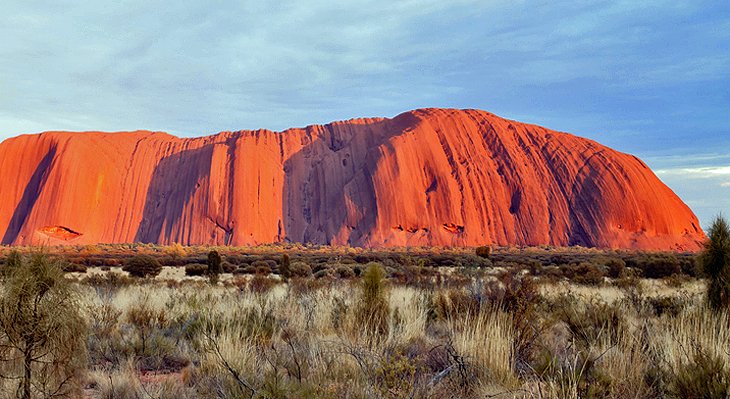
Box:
700 215 730 310
206 250 223 284
122 254 163 278
0 243 725 398
475 245 491 258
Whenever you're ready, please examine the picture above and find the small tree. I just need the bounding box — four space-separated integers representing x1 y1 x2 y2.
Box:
207 250 223 284
280 254 291 281
700 215 730 310
123 254 162 278
0 252 87 398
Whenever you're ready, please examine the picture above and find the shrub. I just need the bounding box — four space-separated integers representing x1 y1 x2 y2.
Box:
221 261 236 273
251 260 270 269
280 253 291 280
165 242 187 258
475 245 491 259
606 258 626 278
648 295 685 317
573 262 604 286
207 250 223 283
290 261 312 277
313 269 333 279
248 275 278 294
0 252 87 398
0 249 22 277
494 273 542 370
680 256 699 277
185 263 208 276
83 272 134 291
700 215 730 310
235 265 257 275
556 295 624 347
356 262 389 334
335 265 355 279
63 262 88 273
640 254 681 278
123 255 162 278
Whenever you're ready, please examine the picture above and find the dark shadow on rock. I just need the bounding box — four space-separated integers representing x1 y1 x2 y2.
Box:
134 145 214 243
2 145 57 244
281 112 419 245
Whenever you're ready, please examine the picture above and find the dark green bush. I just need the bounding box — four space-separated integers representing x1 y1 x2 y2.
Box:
648 295 685 317
207 250 223 282
123 255 162 278
63 262 88 273
633 254 681 278
606 258 626 278
185 263 208 276
700 216 730 310
572 263 605 286
280 253 291 280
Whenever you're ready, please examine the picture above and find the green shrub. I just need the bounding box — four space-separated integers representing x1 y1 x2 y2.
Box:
606 258 626 278
290 261 312 277
185 263 208 276
638 254 681 278
123 255 162 278
356 262 389 334
648 295 685 317
280 253 291 280
700 215 730 310
573 262 605 285
556 295 624 347
0 249 22 277
0 252 88 397
63 262 88 273
207 250 223 283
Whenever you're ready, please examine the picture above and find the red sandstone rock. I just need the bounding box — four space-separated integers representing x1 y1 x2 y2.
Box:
0 108 705 250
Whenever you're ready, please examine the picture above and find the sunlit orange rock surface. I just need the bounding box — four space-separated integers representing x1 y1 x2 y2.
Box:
0 108 705 250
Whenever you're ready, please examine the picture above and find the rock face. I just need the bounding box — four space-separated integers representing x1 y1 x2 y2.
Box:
0 108 705 250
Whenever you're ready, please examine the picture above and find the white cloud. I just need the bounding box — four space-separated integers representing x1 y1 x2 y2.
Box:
656 166 730 178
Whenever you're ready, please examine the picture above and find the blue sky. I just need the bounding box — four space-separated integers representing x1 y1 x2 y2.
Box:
1 0 728 228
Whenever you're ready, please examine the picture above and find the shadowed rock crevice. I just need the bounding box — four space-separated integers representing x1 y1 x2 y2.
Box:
2 145 57 245
135 145 215 243
282 117 404 245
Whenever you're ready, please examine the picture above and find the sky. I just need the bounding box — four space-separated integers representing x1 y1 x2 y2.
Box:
1 0 728 228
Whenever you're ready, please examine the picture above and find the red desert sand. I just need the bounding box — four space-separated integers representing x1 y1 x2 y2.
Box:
0 108 705 250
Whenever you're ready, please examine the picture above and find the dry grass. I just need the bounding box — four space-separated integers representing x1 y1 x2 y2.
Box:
0 245 724 398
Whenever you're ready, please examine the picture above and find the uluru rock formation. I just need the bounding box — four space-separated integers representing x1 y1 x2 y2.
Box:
0 108 705 250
